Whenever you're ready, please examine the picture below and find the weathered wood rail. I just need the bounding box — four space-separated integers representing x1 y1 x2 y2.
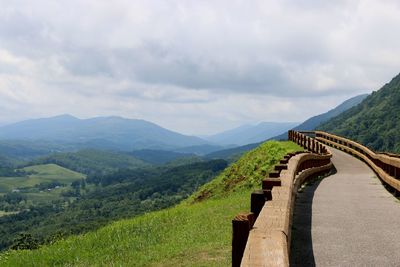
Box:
232 130 333 267
315 131 400 194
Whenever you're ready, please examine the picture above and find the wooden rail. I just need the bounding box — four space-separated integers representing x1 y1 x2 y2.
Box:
232 131 333 267
315 131 400 194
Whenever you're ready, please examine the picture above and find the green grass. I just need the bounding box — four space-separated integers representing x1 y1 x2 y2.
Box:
190 141 302 202
0 164 86 208
0 141 301 267
23 189 69 203
0 164 85 193
0 211 18 217
23 164 86 184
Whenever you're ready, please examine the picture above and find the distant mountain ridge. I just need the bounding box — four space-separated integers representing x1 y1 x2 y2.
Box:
205 94 369 161
319 73 400 153
206 121 299 146
205 142 261 162
129 149 196 165
271 93 368 140
33 149 149 175
0 115 211 151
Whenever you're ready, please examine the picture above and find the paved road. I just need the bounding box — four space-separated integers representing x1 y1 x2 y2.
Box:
291 147 400 266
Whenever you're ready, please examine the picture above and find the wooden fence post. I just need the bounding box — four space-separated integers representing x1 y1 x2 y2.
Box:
232 213 255 267
251 190 266 220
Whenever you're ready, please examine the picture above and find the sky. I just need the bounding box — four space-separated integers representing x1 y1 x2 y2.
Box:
1 0 400 135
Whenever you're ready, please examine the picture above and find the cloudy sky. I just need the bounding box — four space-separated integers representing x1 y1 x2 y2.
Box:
1 0 400 135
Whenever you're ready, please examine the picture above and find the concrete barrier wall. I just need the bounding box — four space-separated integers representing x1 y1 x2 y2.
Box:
232 131 333 267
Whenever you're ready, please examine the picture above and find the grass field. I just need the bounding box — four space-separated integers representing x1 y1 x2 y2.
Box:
0 211 18 217
0 164 85 193
0 164 86 209
0 141 301 266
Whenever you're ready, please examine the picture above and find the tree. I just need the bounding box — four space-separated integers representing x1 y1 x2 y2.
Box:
10 234 39 250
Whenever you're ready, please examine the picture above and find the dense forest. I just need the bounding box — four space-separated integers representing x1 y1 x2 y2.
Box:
0 159 227 251
319 73 400 153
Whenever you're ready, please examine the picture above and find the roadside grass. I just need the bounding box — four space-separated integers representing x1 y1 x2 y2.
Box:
190 141 304 202
0 141 301 267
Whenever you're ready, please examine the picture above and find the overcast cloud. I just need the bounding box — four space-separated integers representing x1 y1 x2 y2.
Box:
0 0 400 134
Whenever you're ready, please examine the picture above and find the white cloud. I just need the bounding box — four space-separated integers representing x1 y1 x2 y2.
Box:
0 0 399 134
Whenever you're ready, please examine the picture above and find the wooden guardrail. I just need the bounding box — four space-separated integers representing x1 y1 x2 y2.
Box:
315 131 400 194
232 131 333 267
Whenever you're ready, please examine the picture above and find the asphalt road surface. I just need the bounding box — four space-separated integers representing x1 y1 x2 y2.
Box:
291 147 400 266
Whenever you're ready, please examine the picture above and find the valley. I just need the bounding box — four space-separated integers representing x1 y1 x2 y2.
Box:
0 141 301 266
0 2 398 265
0 164 86 211
0 148 228 252
0 79 395 265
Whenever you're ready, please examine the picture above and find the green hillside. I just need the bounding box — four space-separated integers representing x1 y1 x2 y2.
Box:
129 149 196 165
319 73 400 153
0 164 85 193
33 149 149 175
0 160 225 251
272 94 368 140
0 164 86 219
0 141 301 266
23 164 85 183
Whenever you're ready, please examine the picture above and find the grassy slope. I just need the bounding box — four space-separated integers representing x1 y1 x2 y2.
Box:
0 164 85 193
0 141 301 267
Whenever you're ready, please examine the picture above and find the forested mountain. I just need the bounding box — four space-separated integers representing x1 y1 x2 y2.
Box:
271 93 368 140
173 144 228 155
129 149 195 165
0 115 210 151
319 73 400 153
206 122 298 146
32 149 149 175
0 141 58 163
205 142 261 162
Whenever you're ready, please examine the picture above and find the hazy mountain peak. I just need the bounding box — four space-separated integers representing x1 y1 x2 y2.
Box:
206 121 299 146
47 114 80 122
0 115 211 151
53 114 78 119
269 93 369 141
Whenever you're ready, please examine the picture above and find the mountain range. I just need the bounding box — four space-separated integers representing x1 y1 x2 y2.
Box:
319 73 400 153
0 115 211 152
271 93 368 140
204 93 369 160
0 91 372 161
205 122 299 146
